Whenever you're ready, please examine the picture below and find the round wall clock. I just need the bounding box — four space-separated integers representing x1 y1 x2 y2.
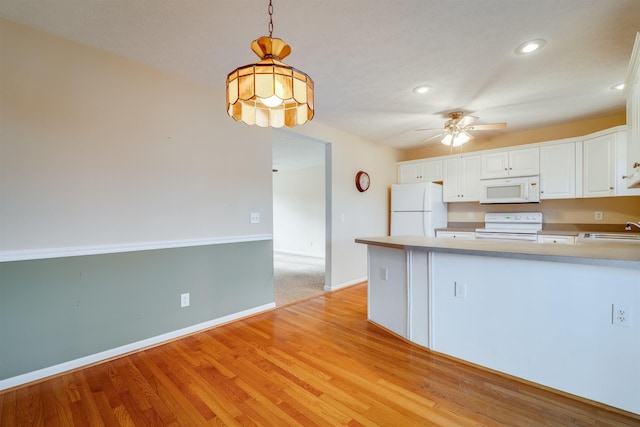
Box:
355 170 370 192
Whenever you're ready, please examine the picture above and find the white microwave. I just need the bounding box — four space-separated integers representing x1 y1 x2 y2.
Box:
480 175 540 204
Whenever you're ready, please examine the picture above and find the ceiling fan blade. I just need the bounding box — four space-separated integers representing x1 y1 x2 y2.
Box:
457 115 478 127
414 127 442 132
467 123 507 131
421 133 444 143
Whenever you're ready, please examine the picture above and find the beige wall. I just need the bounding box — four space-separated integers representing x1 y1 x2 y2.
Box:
287 120 400 289
0 18 401 289
0 18 274 251
400 114 626 161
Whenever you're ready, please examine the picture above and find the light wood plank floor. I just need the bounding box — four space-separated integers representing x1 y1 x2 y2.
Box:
2 283 639 426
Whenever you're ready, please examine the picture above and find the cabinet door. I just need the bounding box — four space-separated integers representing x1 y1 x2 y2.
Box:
626 36 640 188
399 160 443 183
540 142 576 199
421 159 443 182
509 147 539 177
398 163 423 183
616 131 640 196
481 148 539 178
583 134 615 198
481 152 509 179
443 157 461 202
460 155 481 201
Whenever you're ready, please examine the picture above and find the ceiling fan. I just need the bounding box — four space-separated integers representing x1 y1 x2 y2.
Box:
415 111 507 146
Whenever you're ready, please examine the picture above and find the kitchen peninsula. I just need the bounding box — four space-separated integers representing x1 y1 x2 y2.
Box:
355 236 640 415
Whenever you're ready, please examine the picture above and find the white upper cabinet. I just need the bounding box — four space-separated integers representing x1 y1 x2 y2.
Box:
480 147 539 179
624 32 640 188
398 159 443 183
582 133 616 198
443 155 481 202
398 125 636 201
582 129 640 198
539 141 577 199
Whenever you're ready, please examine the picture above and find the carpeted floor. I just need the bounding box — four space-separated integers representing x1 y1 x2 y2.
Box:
274 252 326 307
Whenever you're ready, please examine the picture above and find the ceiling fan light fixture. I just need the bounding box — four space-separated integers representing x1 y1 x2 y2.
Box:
611 83 625 91
441 132 470 147
515 39 546 54
226 0 314 128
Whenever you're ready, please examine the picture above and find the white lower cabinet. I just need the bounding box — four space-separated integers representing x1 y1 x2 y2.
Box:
537 235 576 244
436 231 476 240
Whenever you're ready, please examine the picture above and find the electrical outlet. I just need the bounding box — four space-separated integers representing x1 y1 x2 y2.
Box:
612 304 631 327
250 212 260 224
594 211 603 221
180 293 190 308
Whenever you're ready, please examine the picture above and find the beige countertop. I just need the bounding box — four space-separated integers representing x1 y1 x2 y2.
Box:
355 235 640 268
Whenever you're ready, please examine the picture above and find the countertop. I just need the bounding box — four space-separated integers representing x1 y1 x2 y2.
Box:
355 235 640 268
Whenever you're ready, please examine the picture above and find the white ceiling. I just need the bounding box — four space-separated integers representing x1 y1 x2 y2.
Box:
1 0 639 150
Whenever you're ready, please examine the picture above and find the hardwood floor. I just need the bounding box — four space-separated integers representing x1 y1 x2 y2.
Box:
2 283 638 426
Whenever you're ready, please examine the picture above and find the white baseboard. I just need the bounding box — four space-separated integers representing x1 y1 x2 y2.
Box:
0 302 276 391
273 249 325 259
325 276 367 292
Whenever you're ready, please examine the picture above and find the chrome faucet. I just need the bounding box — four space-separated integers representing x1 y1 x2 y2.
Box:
625 221 640 231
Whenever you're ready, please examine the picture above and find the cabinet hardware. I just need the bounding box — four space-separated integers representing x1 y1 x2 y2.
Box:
634 162 640 169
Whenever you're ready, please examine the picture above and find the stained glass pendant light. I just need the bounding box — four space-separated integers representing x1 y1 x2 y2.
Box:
226 0 314 127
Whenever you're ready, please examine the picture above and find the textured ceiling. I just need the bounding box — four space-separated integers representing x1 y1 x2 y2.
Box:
1 0 639 150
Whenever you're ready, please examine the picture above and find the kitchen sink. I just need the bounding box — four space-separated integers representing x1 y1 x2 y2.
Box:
578 232 640 242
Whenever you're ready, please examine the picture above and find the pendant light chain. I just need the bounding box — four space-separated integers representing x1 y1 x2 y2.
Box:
268 0 274 37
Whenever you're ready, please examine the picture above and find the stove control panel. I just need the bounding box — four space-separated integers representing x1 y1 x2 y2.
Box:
485 212 543 224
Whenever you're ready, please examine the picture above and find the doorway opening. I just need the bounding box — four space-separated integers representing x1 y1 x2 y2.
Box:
272 130 331 307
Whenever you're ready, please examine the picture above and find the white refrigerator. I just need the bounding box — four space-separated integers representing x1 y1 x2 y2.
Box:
390 182 447 236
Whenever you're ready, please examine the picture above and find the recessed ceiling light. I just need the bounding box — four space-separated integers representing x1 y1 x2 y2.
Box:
413 85 431 94
515 39 547 54
611 83 625 91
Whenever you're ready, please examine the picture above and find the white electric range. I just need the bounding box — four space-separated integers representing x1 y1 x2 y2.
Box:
475 212 543 242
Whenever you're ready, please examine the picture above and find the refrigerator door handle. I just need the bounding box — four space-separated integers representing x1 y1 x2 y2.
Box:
421 186 429 211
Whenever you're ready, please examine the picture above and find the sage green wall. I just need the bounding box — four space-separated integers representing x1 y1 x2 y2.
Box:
0 241 274 379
